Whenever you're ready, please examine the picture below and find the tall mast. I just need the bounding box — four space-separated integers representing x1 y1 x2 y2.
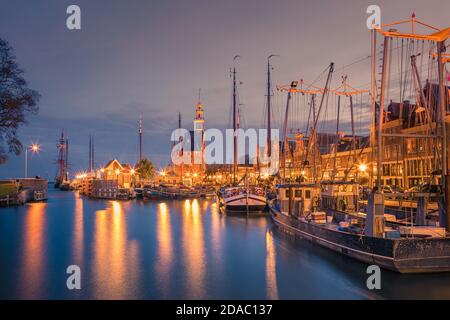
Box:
437 40 448 228
305 63 335 179
311 95 317 183
332 76 368 181
232 55 240 184
178 112 182 135
65 138 69 180
139 113 143 162
266 55 277 158
92 135 95 172
332 96 341 181
438 41 447 183
370 29 377 188
349 95 356 166
88 135 92 172
377 34 390 190
281 82 295 183
179 111 183 179
57 129 66 183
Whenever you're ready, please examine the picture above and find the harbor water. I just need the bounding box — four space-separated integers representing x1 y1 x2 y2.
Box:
1 188 450 299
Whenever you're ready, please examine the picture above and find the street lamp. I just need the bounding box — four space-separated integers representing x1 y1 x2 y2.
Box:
358 163 367 172
24 143 40 178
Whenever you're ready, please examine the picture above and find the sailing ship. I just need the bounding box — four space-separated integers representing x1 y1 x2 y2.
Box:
270 16 450 273
54 130 69 188
218 56 267 214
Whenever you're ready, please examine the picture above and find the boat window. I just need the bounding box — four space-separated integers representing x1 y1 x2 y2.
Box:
295 189 302 198
285 190 291 198
305 190 311 199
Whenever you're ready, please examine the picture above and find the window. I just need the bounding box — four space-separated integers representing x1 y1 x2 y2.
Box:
285 190 291 198
305 190 311 199
295 189 302 198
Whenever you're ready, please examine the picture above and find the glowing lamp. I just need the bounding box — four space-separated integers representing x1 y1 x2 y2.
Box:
358 163 367 172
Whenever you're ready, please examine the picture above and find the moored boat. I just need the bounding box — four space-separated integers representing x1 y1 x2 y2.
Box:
270 183 450 273
219 185 267 214
218 56 267 215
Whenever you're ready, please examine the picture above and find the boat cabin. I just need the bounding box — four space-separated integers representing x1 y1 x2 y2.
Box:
276 184 321 217
320 181 359 213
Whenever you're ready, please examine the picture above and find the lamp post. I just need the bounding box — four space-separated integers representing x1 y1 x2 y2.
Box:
24 143 40 178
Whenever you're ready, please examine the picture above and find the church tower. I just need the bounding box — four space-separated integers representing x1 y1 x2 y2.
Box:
194 89 205 131
193 89 205 172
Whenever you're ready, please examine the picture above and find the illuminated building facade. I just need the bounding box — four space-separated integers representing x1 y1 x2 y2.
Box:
173 94 206 184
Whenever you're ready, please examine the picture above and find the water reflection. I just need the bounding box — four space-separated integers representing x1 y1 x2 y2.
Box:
92 201 127 299
19 202 47 299
73 192 84 265
182 199 205 298
210 201 223 268
265 230 279 299
7 190 450 299
155 202 173 297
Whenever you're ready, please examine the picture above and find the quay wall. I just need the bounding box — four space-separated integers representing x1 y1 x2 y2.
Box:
0 178 48 206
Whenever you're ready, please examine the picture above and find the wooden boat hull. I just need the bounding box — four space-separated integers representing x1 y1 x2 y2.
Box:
270 203 450 273
220 194 267 214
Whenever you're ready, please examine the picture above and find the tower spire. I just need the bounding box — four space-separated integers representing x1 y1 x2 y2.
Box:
195 89 204 121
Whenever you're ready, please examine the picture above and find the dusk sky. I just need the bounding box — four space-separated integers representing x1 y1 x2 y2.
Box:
0 0 449 179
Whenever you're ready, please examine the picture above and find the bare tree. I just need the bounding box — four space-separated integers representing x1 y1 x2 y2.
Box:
0 38 40 164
